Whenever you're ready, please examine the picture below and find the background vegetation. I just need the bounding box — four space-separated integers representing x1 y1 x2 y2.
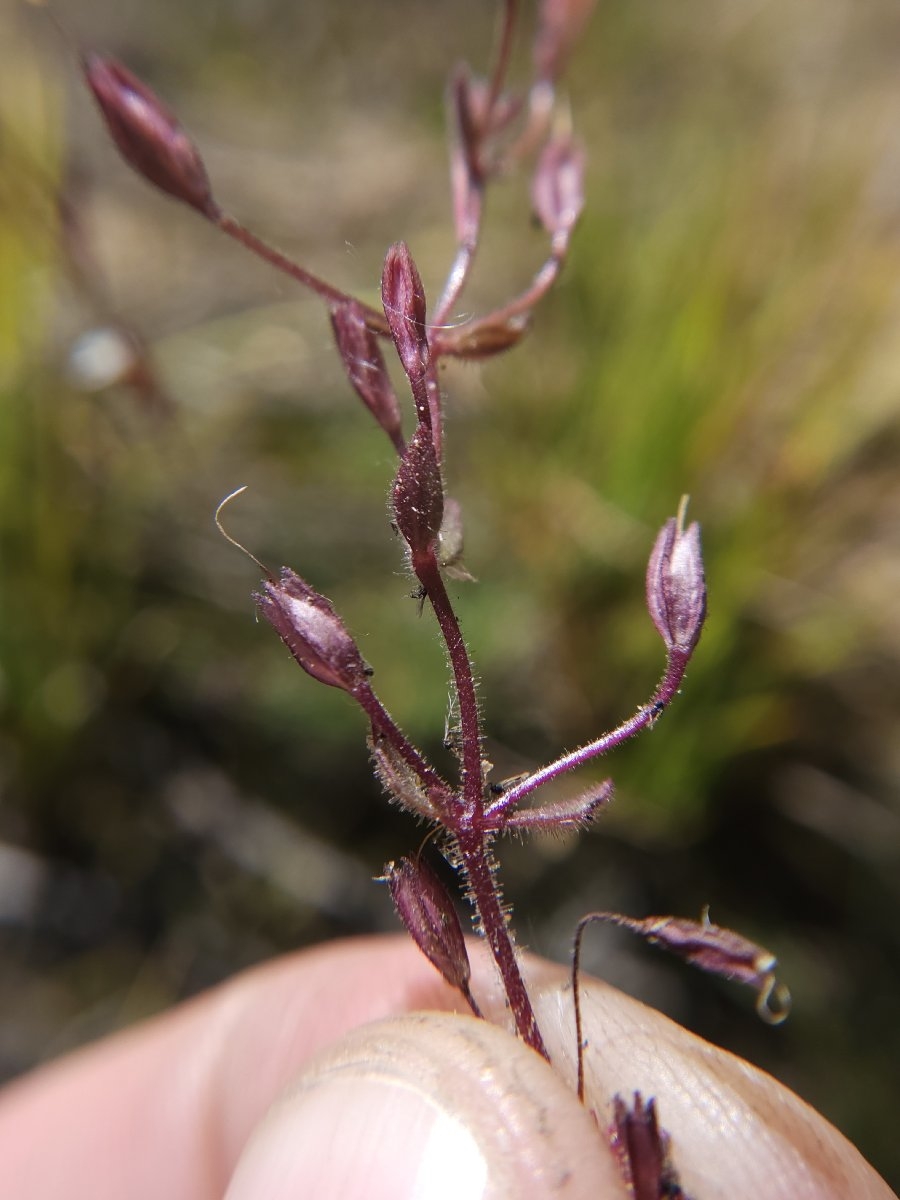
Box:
2 0 899 1185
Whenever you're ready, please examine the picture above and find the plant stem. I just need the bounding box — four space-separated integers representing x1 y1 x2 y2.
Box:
412 549 547 1058
413 551 483 813
457 826 549 1059
489 649 691 814
353 682 452 799
485 0 520 121
213 210 389 335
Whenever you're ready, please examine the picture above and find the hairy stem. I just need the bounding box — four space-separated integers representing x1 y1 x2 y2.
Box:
214 210 389 334
353 682 453 799
488 649 691 814
457 827 549 1059
413 551 484 813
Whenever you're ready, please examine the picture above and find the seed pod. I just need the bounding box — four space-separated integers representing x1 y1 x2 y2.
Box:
255 568 371 693
392 423 445 561
331 301 404 451
385 856 481 1015
84 54 216 216
646 513 707 656
531 133 586 249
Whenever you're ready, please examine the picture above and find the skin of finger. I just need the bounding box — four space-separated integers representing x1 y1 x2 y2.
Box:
0 936 893 1200
224 1012 628 1200
506 968 897 1200
0 937 462 1200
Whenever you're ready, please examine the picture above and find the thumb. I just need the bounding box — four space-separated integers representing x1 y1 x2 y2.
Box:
224 1012 626 1200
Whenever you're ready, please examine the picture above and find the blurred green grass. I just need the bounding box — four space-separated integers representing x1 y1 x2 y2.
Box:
1 0 899 1185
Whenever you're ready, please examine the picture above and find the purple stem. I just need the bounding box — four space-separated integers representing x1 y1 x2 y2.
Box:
413 549 548 1058
457 826 549 1058
413 552 483 813
484 0 520 123
213 210 389 335
433 249 564 359
431 0 518 330
487 649 691 816
432 215 482 332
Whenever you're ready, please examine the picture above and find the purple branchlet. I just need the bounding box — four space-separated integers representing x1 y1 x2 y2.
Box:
84 55 217 217
330 301 405 453
385 856 482 1017
255 569 371 693
492 511 707 813
533 0 600 85
487 778 613 832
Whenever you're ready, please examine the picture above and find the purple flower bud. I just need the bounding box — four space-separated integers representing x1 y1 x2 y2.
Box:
531 134 585 249
386 856 479 1012
646 514 706 656
392 423 445 561
381 242 430 385
533 0 599 84
255 568 370 693
84 54 216 217
330 301 404 451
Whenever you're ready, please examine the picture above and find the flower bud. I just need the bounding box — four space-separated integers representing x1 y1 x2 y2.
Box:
392 423 445 560
330 301 404 451
441 315 529 361
381 242 430 384
84 54 216 216
531 134 586 250
386 856 477 1010
255 568 370 693
645 514 706 656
